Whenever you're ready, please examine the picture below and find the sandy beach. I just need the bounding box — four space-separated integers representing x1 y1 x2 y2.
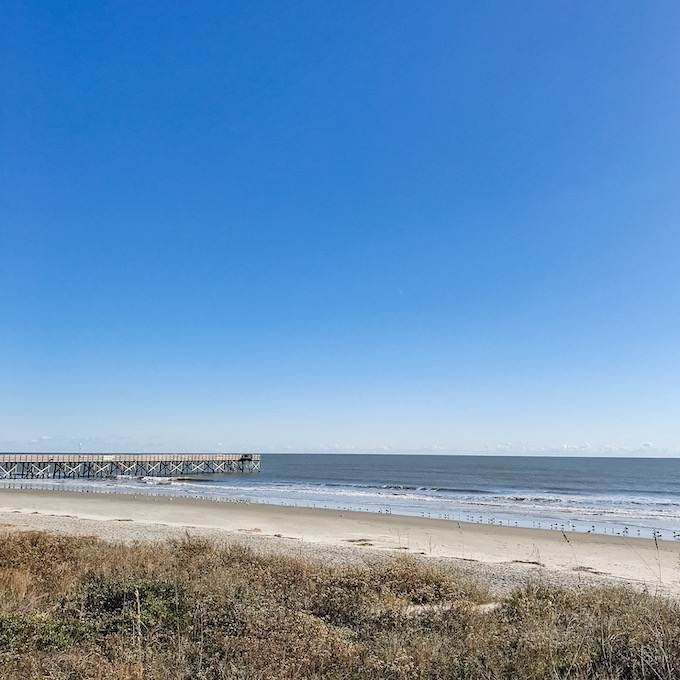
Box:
1 487 679 597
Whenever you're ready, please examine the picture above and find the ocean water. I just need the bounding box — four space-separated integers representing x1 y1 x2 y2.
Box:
4 454 680 540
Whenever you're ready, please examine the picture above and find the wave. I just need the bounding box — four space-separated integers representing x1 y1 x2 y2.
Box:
140 479 680 518
141 475 678 510
187 478 496 495
286 480 494 495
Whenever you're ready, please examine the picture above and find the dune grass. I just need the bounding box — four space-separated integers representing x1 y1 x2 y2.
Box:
0 531 678 679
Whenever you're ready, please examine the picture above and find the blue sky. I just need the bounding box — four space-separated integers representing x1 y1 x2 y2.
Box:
2 2 680 455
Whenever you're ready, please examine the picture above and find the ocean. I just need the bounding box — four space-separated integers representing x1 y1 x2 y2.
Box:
3 454 680 540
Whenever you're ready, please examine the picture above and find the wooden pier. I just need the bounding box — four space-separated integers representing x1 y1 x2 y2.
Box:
0 453 261 479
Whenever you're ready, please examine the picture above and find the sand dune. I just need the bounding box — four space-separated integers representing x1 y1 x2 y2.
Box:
1 488 678 596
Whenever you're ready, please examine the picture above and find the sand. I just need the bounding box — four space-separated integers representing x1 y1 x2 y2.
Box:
1 488 678 597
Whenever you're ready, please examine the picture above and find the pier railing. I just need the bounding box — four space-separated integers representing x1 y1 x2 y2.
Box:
0 453 261 479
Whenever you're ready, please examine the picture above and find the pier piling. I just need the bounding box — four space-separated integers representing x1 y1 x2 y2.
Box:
0 453 261 479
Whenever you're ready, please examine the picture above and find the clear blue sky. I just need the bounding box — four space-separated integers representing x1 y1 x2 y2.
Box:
2 2 680 455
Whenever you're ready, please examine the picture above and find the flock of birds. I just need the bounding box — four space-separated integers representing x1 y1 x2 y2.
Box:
2 478 679 540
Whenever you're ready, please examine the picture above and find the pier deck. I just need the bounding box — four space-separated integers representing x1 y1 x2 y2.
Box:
0 453 261 479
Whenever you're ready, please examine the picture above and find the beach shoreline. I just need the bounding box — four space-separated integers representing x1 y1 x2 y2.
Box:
1 487 679 597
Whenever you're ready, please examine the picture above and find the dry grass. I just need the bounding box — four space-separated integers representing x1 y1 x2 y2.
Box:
0 530 678 679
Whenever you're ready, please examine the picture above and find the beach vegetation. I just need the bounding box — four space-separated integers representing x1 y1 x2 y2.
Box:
0 531 678 679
